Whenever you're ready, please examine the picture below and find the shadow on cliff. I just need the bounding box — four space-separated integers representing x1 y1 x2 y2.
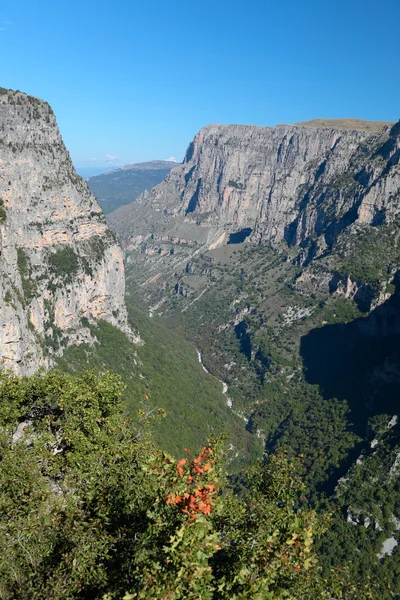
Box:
300 278 400 433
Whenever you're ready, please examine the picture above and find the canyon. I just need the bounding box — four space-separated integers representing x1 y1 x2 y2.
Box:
107 117 400 594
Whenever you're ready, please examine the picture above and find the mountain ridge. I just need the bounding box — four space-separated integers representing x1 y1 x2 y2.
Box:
97 160 178 175
294 118 394 130
109 119 399 258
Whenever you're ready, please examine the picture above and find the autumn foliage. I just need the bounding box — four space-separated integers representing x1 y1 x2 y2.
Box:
166 447 218 519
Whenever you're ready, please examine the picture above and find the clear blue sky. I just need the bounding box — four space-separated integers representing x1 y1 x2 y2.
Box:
1 0 399 167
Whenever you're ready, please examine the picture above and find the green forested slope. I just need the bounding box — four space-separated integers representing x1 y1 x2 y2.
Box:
56 301 260 462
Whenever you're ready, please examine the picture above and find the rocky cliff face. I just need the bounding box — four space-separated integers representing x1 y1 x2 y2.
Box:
0 89 133 375
108 119 399 319
110 119 399 256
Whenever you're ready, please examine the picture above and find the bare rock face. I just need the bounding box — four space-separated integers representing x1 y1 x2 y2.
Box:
110 120 399 254
0 89 133 374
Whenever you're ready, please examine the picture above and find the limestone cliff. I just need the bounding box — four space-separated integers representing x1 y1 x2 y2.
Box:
0 88 133 374
108 118 399 320
110 120 399 255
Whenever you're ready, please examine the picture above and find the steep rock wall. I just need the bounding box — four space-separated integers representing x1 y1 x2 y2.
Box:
110 121 399 254
0 89 132 374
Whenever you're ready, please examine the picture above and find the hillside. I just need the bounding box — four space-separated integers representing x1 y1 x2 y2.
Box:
56 299 260 461
87 160 178 214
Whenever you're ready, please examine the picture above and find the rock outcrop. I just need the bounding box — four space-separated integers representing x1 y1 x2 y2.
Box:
109 119 399 256
0 88 132 374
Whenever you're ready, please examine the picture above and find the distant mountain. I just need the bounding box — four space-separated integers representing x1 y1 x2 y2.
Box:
87 160 178 214
76 166 116 179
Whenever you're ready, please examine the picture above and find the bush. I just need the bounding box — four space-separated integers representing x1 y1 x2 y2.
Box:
16 248 37 302
0 198 6 223
48 246 79 281
228 180 244 190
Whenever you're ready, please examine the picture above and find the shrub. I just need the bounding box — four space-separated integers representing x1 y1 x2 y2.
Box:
0 198 6 223
48 246 79 281
228 179 244 190
16 248 37 302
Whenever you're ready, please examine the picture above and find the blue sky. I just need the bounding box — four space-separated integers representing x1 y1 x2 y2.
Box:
1 0 399 167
